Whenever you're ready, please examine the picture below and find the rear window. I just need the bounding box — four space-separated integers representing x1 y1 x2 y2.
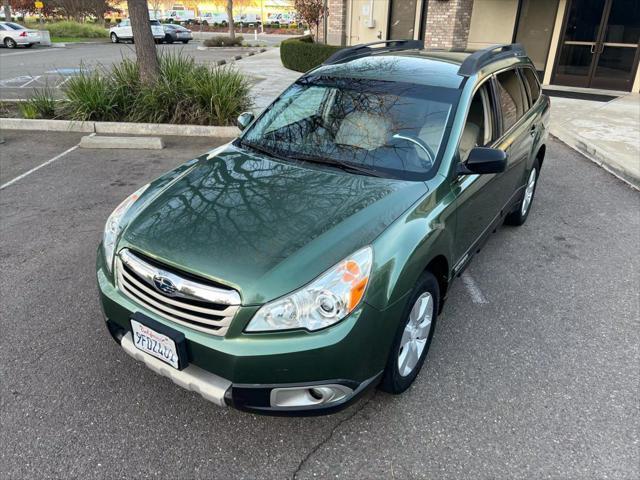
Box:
522 68 541 104
495 69 527 131
5 22 24 30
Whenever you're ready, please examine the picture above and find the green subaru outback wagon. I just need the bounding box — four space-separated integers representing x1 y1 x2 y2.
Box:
97 42 549 415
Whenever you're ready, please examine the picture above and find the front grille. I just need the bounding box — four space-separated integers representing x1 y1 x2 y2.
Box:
115 249 241 336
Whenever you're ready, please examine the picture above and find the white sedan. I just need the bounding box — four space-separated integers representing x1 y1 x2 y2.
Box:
0 21 40 48
110 19 165 44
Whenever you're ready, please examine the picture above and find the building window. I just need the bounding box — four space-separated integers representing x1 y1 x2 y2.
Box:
514 0 559 77
388 0 419 40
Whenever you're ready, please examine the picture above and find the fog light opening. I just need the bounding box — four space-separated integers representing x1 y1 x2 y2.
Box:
270 384 354 408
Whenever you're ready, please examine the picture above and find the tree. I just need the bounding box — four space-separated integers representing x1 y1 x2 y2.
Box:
293 0 324 38
3 0 11 22
128 0 159 85
149 0 162 20
226 0 234 40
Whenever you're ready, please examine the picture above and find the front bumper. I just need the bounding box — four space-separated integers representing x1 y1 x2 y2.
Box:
97 251 402 415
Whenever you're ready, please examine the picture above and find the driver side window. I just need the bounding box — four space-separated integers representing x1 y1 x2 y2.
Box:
459 83 495 162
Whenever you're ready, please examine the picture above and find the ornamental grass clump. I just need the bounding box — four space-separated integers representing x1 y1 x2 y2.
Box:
60 53 252 125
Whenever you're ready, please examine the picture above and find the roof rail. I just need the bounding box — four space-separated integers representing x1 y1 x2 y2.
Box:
457 43 526 77
322 39 424 65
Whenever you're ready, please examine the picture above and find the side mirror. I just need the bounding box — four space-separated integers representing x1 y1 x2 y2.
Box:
457 147 507 175
237 112 254 131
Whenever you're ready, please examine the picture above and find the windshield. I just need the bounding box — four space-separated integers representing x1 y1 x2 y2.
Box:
240 78 459 180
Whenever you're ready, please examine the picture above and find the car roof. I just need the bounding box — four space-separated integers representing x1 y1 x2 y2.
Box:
310 47 531 90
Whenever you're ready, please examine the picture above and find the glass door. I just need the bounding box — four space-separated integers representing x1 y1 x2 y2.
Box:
590 0 640 91
553 0 640 91
553 0 609 88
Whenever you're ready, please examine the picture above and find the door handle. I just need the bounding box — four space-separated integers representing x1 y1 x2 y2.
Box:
590 43 596 54
530 125 537 136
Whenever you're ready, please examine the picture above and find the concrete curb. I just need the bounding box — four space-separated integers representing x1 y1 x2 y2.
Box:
0 118 240 138
0 118 94 132
80 135 164 150
551 128 640 190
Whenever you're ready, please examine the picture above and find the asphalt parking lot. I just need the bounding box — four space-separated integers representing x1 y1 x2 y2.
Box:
0 42 262 100
0 132 638 479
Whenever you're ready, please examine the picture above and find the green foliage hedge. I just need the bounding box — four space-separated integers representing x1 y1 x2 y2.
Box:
280 35 343 73
25 21 108 38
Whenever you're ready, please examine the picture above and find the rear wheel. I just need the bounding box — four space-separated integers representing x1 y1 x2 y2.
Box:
379 272 439 394
110 32 119 43
4 37 17 49
182 40 189 44
505 160 540 226
164 34 173 44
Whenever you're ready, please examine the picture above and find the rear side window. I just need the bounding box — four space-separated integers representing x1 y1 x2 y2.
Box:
522 68 541 104
150 20 161 25
495 70 527 131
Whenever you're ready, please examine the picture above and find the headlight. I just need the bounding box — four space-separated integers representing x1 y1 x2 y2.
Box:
245 246 373 332
103 184 149 272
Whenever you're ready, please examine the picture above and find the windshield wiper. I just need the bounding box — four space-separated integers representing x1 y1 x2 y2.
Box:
295 154 388 178
239 140 294 164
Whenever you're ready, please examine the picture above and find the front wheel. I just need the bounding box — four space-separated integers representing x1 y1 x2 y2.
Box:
110 33 119 43
379 271 439 394
164 34 173 44
182 40 190 44
4 37 17 48
505 161 540 226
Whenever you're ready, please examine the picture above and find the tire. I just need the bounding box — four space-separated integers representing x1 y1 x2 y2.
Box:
182 40 189 44
4 37 17 49
504 160 540 226
379 271 440 394
164 34 173 44
110 33 119 43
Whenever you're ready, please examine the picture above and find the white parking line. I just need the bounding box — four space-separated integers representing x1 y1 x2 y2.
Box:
20 75 41 87
0 134 95 190
461 272 488 304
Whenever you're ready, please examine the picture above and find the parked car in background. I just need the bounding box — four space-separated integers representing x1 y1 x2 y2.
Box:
163 9 195 23
162 23 192 44
0 21 40 48
235 13 261 26
110 19 164 44
198 12 225 25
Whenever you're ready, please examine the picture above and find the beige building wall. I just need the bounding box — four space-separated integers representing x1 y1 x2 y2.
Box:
347 0 390 45
467 0 519 50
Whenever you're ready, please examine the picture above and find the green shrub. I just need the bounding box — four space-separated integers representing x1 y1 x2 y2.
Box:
19 87 57 119
203 35 244 47
63 71 116 121
280 35 343 72
26 21 108 38
61 53 252 126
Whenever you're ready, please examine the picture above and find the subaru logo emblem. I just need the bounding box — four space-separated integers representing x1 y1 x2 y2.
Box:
153 275 177 296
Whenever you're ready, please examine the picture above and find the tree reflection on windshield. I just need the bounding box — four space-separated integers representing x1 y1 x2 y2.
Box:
240 68 459 180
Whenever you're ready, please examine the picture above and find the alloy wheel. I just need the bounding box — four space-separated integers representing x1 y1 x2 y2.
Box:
397 292 433 377
521 167 537 217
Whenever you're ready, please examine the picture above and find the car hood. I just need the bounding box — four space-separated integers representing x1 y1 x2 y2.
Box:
120 145 428 305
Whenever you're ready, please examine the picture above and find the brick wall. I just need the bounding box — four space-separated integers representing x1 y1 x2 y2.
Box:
319 0 348 46
423 0 474 49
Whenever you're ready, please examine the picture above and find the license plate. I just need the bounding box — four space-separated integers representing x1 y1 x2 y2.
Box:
131 317 184 369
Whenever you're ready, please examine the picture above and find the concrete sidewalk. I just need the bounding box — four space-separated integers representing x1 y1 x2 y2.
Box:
236 47 300 112
549 94 640 189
